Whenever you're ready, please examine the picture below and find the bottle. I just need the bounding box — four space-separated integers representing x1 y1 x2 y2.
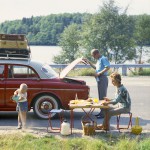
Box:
60 120 71 135
75 93 78 100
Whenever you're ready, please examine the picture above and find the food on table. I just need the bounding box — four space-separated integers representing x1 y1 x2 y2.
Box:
86 98 93 102
70 99 93 105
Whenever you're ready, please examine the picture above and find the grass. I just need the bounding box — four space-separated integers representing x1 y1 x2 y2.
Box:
0 133 150 150
53 68 96 76
66 68 112 77
55 67 150 77
68 68 95 76
128 68 150 76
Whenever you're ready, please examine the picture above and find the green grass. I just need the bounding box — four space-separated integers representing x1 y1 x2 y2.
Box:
54 67 150 77
128 68 150 76
68 68 95 76
0 133 150 150
67 68 112 76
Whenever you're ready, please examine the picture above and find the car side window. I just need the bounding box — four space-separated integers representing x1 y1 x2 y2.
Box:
0 65 4 78
8 65 39 79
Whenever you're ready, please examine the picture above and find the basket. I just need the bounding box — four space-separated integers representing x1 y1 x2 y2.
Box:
81 114 97 136
131 117 142 135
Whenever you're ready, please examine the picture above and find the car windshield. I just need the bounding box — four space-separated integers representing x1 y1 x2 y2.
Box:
41 64 58 79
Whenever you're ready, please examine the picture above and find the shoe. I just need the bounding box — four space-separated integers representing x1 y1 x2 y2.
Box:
22 125 27 130
95 113 100 117
22 127 27 130
95 125 104 130
95 125 109 130
96 114 104 119
17 126 22 129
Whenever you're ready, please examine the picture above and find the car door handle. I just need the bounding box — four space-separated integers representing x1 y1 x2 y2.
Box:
32 78 40 81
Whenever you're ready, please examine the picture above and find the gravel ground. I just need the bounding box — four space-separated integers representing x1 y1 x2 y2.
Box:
0 126 150 139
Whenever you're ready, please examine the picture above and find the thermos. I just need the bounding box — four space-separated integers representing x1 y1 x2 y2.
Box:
60 120 71 135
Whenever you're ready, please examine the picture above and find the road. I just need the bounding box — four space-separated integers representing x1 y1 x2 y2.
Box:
0 76 150 132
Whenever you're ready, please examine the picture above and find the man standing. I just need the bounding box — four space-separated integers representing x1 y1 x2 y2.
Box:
83 49 110 118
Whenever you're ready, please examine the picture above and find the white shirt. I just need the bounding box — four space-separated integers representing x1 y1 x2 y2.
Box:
17 90 27 102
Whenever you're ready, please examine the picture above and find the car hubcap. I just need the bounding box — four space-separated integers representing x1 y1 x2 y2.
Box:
40 101 53 114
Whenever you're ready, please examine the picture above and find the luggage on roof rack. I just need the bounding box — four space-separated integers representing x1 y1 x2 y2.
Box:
0 40 28 49
0 34 31 59
0 34 25 41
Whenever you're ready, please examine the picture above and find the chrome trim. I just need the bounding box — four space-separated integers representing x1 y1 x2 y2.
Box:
40 101 53 113
5 88 85 91
5 88 41 90
42 88 85 91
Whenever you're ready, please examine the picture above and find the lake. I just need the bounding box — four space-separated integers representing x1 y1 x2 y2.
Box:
30 46 150 64
30 46 62 64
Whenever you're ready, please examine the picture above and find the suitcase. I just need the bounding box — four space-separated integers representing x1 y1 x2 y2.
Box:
0 34 30 58
0 34 25 41
0 40 28 49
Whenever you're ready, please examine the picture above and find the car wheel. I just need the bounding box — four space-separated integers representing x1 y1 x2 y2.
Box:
33 94 60 119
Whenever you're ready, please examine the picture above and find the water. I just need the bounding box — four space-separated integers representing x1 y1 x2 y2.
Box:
30 46 62 64
30 46 150 64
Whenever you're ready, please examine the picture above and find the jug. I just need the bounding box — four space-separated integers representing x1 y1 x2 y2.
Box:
131 117 142 135
61 120 71 135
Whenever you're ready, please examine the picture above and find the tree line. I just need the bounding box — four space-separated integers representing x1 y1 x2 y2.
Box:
0 0 150 64
0 13 89 45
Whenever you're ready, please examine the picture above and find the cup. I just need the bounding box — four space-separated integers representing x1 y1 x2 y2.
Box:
93 98 99 103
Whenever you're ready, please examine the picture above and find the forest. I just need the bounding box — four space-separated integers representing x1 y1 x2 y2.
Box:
0 13 90 45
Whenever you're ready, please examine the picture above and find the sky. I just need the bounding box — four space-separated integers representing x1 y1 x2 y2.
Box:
0 0 150 23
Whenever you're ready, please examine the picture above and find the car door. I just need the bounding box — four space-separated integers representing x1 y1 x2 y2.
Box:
5 64 41 107
0 64 5 107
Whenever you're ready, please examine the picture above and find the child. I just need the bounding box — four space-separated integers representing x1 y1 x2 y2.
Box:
96 72 131 130
14 83 28 129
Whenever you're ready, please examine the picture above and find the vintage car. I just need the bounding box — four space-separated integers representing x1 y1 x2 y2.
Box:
0 58 89 119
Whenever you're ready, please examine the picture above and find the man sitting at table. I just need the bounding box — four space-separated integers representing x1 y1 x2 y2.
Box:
96 72 131 130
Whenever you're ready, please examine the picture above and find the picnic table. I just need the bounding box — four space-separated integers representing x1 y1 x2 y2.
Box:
69 100 109 134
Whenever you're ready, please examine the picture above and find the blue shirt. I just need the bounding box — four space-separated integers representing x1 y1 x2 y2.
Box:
96 55 110 75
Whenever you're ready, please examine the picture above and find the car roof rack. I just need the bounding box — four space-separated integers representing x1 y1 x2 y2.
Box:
0 53 31 60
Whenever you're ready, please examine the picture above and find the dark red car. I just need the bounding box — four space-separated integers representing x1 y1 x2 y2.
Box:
0 58 89 119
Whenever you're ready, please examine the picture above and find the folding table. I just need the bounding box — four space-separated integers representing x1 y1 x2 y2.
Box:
69 101 109 134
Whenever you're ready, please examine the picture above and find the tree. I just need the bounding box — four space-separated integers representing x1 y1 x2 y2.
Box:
53 24 81 64
0 13 89 45
134 14 150 64
80 0 136 64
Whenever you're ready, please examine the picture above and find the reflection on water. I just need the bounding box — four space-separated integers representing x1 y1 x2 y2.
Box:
30 46 62 64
